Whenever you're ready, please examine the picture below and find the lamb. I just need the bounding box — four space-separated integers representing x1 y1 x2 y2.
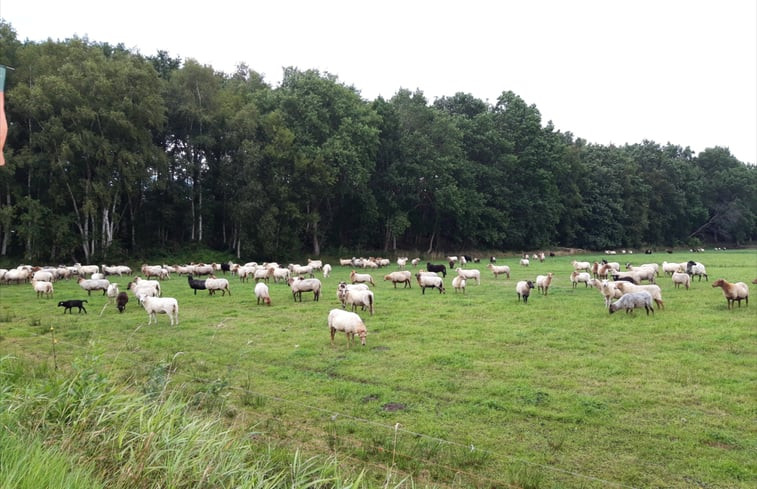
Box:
592 279 623 307
328 308 367 347
254 282 271 305
711 279 749 310
609 291 654 315
344 288 375 315
384 270 412 288
416 272 445 294
138 294 179 326
350 270 375 286
322 264 332 278
686 261 708 282
486 264 510 279
671 271 691 290
456 268 481 285
535 273 553 295
570 271 592 288
187 275 207 295
451 275 466 294
78 277 110 296
288 277 322 302
613 282 665 309
32 279 54 299
516 280 535 303
205 277 231 296
58 299 87 314
116 292 129 313
106 283 119 303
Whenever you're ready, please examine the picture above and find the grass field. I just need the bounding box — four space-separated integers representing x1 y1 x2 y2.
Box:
1 250 755 488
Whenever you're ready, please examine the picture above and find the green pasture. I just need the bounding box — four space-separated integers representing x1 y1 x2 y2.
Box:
1 250 755 488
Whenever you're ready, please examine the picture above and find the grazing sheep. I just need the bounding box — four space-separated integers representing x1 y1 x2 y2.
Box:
384 270 412 288
58 299 87 314
416 273 445 294
609 291 654 315
205 277 231 296
572 260 591 272
78 277 110 296
254 282 271 305
288 277 322 302
592 279 623 308
487 263 511 279
350 270 375 286
396 257 408 269
456 268 481 285
662 261 684 276
686 261 708 281
253 267 273 283
128 280 160 301
272 267 291 283
328 308 367 347
75 264 100 277
570 271 592 288
451 275 466 294
102 264 133 277
516 280 535 303
289 264 315 278
672 271 691 290
322 264 332 278
609 271 640 285
307 259 323 271
520 257 530 267
32 270 54 283
425 262 447 277
614 282 665 310
116 292 129 313
138 294 179 326
32 279 54 299
339 258 353 266
625 265 657 284
711 279 749 310
344 288 375 315
535 273 553 295
336 282 370 307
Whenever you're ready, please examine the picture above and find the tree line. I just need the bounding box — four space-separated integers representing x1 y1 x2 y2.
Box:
0 21 755 263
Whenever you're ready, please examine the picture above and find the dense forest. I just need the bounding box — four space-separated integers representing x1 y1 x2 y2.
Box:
0 21 755 263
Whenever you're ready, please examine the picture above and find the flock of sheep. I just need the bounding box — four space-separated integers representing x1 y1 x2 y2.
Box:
1 254 753 347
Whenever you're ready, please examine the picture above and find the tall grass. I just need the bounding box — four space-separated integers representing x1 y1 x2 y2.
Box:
0 250 755 488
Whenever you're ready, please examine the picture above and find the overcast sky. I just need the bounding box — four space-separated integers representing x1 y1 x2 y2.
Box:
2 0 756 164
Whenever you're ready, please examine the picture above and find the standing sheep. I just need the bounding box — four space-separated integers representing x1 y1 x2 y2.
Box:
288 277 322 302
671 271 691 290
384 270 412 288
350 270 375 286
711 279 749 309
416 273 445 294
254 282 271 305
138 295 179 326
516 280 534 303
535 273 553 295
487 264 510 279
570 271 592 288
456 268 481 285
328 308 367 347
32 279 54 299
116 291 129 313
451 275 466 294
609 291 654 315
205 277 231 296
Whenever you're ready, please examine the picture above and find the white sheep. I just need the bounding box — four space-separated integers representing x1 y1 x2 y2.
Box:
344 288 375 315
415 273 445 294
106 283 120 303
78 277 110 296
128 280 160 301
336 282 369 306
535 273 553 295
32 279 54 299
411 258 421 267
516 280 535 303
396 257 408 269
384 270 412 288
288 277 322 302
132 277 162 296
76 263 100 277
32 270 54 283
253 267 273 282
570 271 592 288
625 265 656 283
520 258 530 267
609 291 654 315
307 259 323 271
451 275 466 294
339 258 353 266
254 282 271 305
205 277 231 296
686 261 708 281
102 264 133 276
138 294 179 326
672 271 691 290
140 264 167 280
592 279 623 308
350 270 375 286
486 264 510 279
614 282 665 309
328 308 367 347
456 268 480 285
272 267 291 283
662 261 684 276
289 264 315 278
571 260 591 272
322 264 332 278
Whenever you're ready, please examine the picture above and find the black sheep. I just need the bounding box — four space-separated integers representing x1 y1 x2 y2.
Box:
187 275 206 295
425 262 447 277
58 299 88 314
116 292 129 313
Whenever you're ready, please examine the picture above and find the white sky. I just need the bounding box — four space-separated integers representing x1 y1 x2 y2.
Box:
2 0 756 164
